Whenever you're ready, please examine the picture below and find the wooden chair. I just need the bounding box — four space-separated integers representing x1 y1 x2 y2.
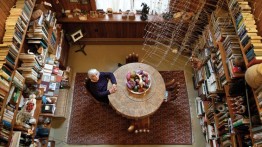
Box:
126 52 139 64
164 79 180 102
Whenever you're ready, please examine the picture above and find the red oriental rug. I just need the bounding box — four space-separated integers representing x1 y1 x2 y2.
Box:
67 71 192 144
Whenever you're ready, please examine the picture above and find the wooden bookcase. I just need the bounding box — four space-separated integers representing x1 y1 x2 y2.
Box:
0 0 69 146
193 1 259 146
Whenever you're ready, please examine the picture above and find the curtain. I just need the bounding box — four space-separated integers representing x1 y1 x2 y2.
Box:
95 0 132 12
134 0 170 14
95 0 169 14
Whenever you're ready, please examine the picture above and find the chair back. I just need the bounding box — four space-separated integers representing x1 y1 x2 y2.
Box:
164 79 180 102
126 52 139 64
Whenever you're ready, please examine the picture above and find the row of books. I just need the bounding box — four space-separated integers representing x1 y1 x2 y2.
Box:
222 35 242 58
214 49 228 86
3 0 34 59
211 11 234 43
229 0 262 67
209 12 230 86
205 101 214 123
251 125 262 146
195 97 205 117
1 84 23 143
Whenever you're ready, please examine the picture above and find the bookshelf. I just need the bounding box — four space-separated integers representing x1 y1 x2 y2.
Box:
0 0 35 146
193 1 256 146
225 1 262 146
0 0 70 146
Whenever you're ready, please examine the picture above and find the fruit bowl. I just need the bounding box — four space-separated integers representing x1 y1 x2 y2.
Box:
126 70 151 94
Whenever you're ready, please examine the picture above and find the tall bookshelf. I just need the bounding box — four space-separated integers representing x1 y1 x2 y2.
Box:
193 1 258 146
0 0 35 145
0 0 69 146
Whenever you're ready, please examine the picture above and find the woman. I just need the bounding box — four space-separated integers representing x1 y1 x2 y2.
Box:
85 69 117 104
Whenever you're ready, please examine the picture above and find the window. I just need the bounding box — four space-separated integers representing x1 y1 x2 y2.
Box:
95 0 132 12
95 0 169 14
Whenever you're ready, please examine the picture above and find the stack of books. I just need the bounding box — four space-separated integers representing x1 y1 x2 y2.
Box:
2 0 34 70
13 70 25 90
211 11 235 43
26 20 49 50
214 49 227 86
18 53 42 83
251 125 262 146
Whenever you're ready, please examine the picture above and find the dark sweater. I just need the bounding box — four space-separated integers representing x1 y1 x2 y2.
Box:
85 72 117 104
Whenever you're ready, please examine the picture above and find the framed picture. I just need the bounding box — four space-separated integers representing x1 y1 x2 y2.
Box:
69 0 79 3
81 0 89 4
71 30 83 42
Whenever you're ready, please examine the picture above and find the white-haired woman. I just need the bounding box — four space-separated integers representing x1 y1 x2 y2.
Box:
85 69 117 104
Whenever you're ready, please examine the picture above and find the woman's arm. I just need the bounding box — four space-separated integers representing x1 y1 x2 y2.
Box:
104 72 117 84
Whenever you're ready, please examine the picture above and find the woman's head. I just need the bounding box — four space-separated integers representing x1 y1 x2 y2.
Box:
88 69 100 82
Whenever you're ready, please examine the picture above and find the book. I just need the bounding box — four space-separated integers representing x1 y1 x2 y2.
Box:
233 118 250 127
9 131 21 147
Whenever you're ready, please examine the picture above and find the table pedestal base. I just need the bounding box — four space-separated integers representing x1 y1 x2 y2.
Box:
128 117 150 133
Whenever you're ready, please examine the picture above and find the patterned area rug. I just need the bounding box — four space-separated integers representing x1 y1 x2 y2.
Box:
67 71 192 144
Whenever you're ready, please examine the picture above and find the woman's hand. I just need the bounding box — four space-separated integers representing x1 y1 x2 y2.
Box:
112 84 117 91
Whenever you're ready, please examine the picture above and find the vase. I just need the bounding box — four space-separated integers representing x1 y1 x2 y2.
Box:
245 63 262 89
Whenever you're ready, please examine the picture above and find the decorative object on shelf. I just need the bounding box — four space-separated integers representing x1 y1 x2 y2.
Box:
140 3 150 21
162 11 172 20
107 8 113 13
15 94 37 131
78 10 88 20
173 11 184 19
90 11 96 18
97 9 105 18
69 0 80 3
81 0 89 4
73 8 81 17
122 12 127 19
128 12 135 20
98 12 105 18
245 63 262 89
126 70 151 94
173 11 194 21
107 8 113 17
182 12 194 20
189 53 202 70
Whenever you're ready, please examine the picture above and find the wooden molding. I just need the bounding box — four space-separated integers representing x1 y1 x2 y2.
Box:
78 38 145 45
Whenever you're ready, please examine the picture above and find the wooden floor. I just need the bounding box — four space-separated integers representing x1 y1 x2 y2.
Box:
49 44 207 147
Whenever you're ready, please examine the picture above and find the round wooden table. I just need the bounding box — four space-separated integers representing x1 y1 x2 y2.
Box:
108 63 165 120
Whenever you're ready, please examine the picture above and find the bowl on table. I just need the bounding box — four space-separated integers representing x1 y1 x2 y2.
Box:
126 70 151 94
